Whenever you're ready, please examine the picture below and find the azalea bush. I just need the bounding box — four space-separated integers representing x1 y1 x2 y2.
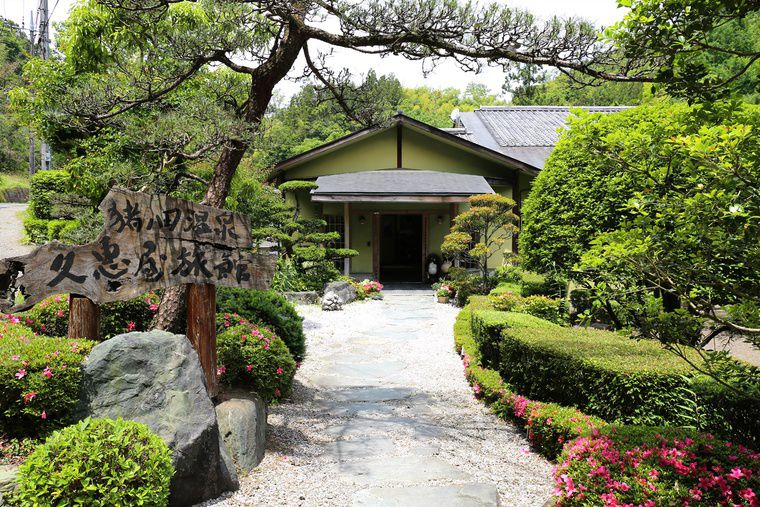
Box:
20 292 160 339
216 318 297 403
217 288 305 362
12 418 173 506
0 316 95 436
554 429 760 507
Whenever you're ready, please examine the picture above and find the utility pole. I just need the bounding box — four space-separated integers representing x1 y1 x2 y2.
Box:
37 0 51 171
28 10 37 176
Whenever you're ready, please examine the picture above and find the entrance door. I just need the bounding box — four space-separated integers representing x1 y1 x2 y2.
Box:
379 214 423 283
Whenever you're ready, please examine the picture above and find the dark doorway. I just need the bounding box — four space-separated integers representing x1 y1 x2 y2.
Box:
379 214 423 282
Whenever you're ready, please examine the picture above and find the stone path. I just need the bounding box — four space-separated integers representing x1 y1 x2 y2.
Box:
0 203 33 258
207 291 554 507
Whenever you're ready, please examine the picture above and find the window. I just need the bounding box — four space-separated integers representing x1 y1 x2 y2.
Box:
324 215 345 270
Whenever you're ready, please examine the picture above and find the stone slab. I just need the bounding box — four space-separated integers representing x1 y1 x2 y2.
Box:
310 375 383 389
352 483 500 507
328 361 406 379
339 456 469 485
316 401 394 417
318 387 415 403
323 438 398 460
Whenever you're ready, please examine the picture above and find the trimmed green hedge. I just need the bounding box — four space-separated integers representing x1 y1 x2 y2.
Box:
470 306 760 445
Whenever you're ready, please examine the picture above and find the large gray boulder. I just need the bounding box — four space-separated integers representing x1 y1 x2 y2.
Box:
216 392 267 474
77 331 238 507
0 465 18 506
322 280 357 305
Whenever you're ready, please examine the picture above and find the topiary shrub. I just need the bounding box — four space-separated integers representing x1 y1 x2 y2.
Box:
28 170 71 220
12 418 173 506
22 216 50 245
21 293 160 339
216 320 297 403
217 288 305 361
0 316 95 436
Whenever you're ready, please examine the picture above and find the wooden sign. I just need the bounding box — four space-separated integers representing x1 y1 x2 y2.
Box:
0 188 276 313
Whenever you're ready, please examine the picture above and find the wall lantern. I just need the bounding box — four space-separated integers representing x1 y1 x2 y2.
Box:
437 215 444 225
359 215 366 225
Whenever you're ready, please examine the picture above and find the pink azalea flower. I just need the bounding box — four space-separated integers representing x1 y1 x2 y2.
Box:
276 367 284 375
149 303 159 311
246 364 254 372
56 309 64 318
9 316 19 324
728 468 745 480
42 366 53 379
126 321 136 331
40 410 47 420
15 369 26 379
11 355 19 360
216 366 226 376
274 388 281 398
22 391 37 404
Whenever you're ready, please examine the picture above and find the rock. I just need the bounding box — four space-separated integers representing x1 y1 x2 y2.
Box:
322 293 344 311
77 331 238 507
0 465 18 506
282 291 320 305
323 281 357 305
216 394 268 474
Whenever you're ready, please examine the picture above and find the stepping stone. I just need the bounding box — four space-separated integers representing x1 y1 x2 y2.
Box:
339 456 469 485
329 361 406 379
323 438 398 460
320 387 415 403
315 401 394 417
325 418 404 438
352 484 500 507
310 375 383 388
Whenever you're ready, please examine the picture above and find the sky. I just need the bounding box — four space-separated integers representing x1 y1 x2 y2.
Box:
3 0 627 98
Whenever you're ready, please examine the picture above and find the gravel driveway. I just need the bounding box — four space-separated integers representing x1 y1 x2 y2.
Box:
206 290 553 507
0 203 33 259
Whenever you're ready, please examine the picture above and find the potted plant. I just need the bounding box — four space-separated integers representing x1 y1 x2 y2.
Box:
436 288 450 303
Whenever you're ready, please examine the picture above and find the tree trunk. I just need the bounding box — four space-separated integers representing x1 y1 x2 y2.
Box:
154 22 306 331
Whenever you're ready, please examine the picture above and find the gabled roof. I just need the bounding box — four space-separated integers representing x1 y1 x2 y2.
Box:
272 113 541 178
451 106 628 170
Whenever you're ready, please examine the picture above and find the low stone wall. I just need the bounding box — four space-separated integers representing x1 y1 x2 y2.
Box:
0 187 29 203
283 291 320 305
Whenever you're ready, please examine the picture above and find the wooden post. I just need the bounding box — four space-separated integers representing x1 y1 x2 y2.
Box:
187 283 218 397
68 294 100 341
343 202 351 276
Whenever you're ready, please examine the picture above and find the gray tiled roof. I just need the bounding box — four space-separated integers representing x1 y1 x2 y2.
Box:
312 170 494 196
456 106 628 169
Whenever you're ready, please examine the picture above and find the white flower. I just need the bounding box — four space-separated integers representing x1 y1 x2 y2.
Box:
729 204 744 213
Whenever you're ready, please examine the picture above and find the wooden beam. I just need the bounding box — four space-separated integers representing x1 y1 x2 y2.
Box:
68 294 100 341
343 202 350 276
311 194 473 203
396 124 403 168
372 213 380 279
511 171 521 254
187 283 218 398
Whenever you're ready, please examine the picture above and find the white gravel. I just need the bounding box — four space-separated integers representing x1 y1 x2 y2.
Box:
0 204 33 258
201 291 554 507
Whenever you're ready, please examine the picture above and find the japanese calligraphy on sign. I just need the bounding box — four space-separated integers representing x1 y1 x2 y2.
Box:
0 188 275 312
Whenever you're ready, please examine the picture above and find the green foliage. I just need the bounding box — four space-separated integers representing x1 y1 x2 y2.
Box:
490 293 567 325
0 317 95 436
29 170 72 220
0 20 30 174
21 293 160 340
521 103 689 275
442 194 518 281
13 418 173 506
216 321 297 403
216 288 305 362
505 64 648 106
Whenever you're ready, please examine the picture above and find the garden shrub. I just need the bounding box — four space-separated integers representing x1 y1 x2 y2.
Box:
0 316 95 436
490 292 567 324
28 170 71 220
471 310 551 369
21 293 160 339
554 427 760 507
216 321 297 403
13 418 173 506
22 216 50 245
217 287 305 361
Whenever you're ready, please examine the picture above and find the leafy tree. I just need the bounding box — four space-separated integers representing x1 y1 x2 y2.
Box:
441 194 518 281
0 19 31 173
399 84 505 127
505 64 647 106
606 0 760 101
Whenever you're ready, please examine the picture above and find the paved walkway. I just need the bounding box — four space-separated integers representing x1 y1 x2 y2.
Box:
0 203 33 258
213 291 553 507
